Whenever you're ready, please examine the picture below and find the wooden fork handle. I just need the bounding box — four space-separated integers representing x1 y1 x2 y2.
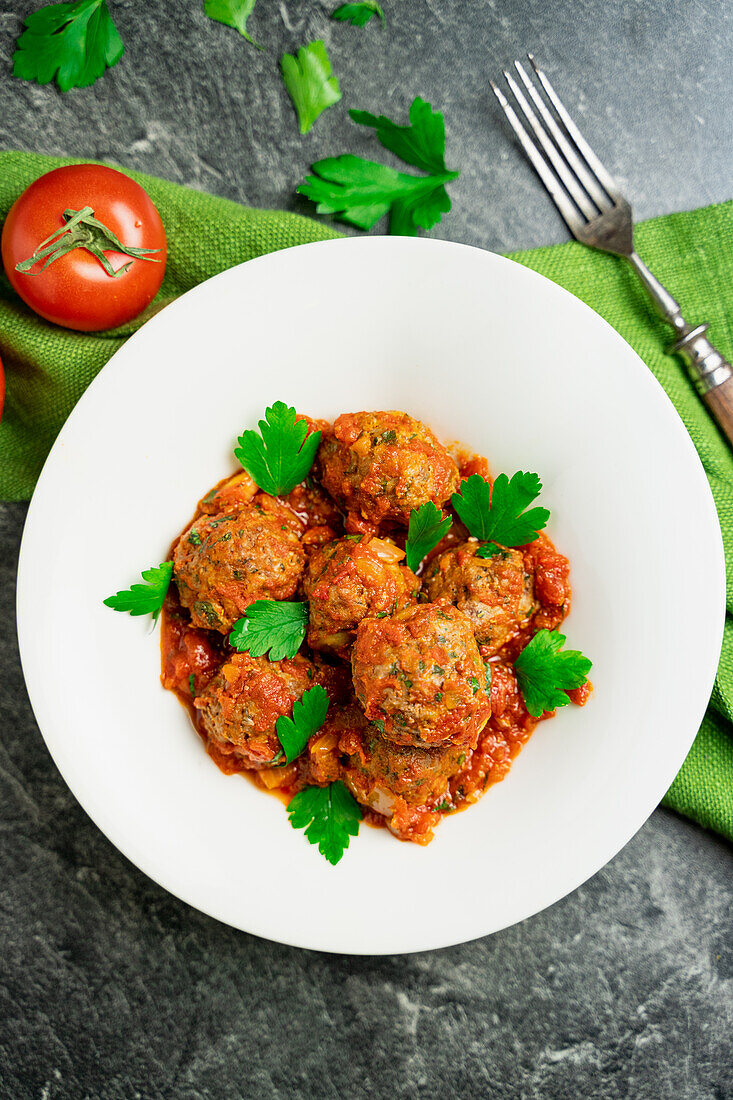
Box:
672 324 733 447
700 376 733 444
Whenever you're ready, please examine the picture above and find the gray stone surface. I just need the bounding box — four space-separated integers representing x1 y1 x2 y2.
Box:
0 0 732 1097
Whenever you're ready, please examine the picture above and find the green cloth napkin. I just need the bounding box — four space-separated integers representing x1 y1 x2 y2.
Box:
1 151 731 842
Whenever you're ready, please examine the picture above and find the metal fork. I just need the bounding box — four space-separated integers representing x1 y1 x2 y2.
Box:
491 55 733 446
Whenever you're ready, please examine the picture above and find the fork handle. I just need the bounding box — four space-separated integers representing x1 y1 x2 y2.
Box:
628 252 733 446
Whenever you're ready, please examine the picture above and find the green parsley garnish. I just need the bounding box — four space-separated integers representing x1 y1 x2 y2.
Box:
452 472 549 551
287 780 362 865
513 630 591 718
188 673 196 697
332 2 385 27
276 684 329 763
475 542 503 559
229 599 308 661
405 501 452 572
298 97 459 236
234 401 321 495
103 562 172 620
12 0 124 92
187 530 202 546
352 98 451 175
470 676 479 694
280 41 341 134
204 0 262 49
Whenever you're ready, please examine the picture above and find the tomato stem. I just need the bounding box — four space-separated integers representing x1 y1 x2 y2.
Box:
14 206 163 278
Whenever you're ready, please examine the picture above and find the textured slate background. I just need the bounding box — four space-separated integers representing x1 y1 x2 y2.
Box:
1 1 732 1097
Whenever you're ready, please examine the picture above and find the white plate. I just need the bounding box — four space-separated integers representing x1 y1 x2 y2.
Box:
17 236 724 955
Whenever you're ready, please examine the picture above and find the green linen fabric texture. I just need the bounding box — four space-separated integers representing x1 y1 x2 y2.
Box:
1 151 731 841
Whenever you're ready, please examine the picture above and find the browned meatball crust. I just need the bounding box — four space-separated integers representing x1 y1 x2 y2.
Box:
173 500 305 632
318 411 460 530
423 540 537 655
338 707 466 812
194 652 316 768
303 535 419 657
351 602 491 748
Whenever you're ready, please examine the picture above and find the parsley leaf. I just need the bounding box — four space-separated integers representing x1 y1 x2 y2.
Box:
204 0 262 49
299 156 454 235
405 501 452 572
12 0 124 92
514 630 592 718
351 98 449 175
103 562 172 620
452 472 550 548
229 600 308 660
276 684 329 763
234 401 321 495
287 780 362 865
280 41 341 134
332 2 386 26
298 97 459 236
475 542 503 559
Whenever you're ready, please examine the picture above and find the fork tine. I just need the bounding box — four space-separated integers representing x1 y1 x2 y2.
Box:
513 59 612 212
490 81 585 237
502 68 597 221
527 53 622 200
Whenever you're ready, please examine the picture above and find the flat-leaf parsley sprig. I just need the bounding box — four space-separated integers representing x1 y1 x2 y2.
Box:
103 561 173 620
229 600 308 661
452 472 550 554
234 401 321 496
12 0 124 93
280 41 342 134
276 684 330 763
331 2 386 27
204 0 263 49
514 629 592 718
287 780 362 865
298 97 460 236
405 501 452 573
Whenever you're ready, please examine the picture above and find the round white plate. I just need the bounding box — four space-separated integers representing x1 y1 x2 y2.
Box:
17 236 724 955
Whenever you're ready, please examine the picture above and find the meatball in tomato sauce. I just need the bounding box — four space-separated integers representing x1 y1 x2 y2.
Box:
339 707 465 812
423 541 537 656
303 535 419 657
195 652 316 769
318 411 460 530
351 601 490 748
173 500 305 633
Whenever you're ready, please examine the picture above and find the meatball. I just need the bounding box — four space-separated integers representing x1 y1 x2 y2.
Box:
318 411 460 530
303 535 419 657
194 652 316 768
173 500 305 632
339 706 466 812
351 602 491 748
423 540 537 655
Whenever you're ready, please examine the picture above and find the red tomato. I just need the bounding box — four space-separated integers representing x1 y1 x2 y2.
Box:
1 164 167 332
